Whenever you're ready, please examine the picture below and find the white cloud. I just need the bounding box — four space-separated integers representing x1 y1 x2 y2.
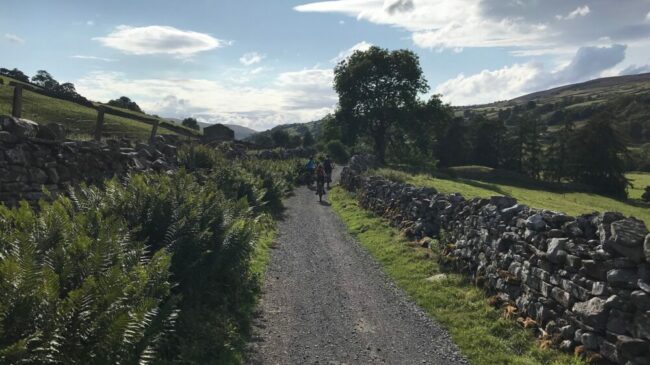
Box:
331 41 373 63
4 33 25 44
435 44 627 105
556 5 590 20
225 66 269 84
384 0 414 15
646 12 650 22
71 55 116 62
295 1 650 55
86 20 95 26
239 52 264 66
435 63 545 105
75 69 335 131
93 25 223 56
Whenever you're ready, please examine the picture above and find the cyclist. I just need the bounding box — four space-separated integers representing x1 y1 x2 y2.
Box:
305 156 316 185
315 162 326 199
323 155 334 188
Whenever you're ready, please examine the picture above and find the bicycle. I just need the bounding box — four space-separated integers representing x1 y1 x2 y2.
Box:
316 180 325 202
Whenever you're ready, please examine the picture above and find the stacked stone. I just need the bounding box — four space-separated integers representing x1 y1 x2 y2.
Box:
341 158 650 365
0 116 179 206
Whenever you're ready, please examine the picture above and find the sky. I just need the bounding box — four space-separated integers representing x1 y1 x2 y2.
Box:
2 0 650 131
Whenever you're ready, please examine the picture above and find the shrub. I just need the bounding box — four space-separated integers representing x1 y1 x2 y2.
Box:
326 140 350 164
0 199 176 364
178 144 222 170
0 157 301 364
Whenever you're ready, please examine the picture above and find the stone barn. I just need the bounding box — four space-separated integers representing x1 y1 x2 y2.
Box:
202 123 234 142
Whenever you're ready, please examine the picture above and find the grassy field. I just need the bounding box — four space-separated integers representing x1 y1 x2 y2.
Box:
373 168 650 226
329 187 584 365
0 76 190 140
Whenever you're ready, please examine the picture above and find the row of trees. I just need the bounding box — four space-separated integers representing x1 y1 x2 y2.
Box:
325 46 631 198
0 67 29 82
251 128 316 149
7 69 94 106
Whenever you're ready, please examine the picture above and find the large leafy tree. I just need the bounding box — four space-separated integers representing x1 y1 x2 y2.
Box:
108 96 143 113
302 129 315 147
544 119 575 182
334 46 429 163
435 117 469 167
567 113 630 198
31 70 59 90
469 116 507 168
182 117 200 130
271 129 290 148
411 95 454 159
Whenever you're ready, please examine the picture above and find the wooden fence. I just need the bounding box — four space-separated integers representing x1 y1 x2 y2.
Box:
8 82 199 142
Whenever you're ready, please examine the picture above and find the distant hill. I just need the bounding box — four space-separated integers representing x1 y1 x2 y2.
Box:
223 124 257 140
460 72 650 145
165 119 256 140
245 119 323 143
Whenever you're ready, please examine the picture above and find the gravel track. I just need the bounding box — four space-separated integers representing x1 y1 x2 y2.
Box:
248 168 467 365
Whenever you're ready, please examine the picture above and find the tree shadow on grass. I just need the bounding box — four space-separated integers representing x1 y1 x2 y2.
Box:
454 178 511 197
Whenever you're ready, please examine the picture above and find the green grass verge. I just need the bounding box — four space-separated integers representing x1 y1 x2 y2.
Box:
373 168 650 226
627 172 650 201
329 187 584 365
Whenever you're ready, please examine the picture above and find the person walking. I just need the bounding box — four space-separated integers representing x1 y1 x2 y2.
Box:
323 155 334 189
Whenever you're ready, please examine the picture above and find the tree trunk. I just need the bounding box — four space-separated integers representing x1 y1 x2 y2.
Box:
374 131 386 165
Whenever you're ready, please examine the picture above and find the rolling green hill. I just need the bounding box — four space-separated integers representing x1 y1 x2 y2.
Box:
460 73 650 145
0 75 200 140
245 119 323 143
224 124 257 140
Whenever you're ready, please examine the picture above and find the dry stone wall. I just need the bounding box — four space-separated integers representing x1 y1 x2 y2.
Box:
0 116 179 206
341 155 650 365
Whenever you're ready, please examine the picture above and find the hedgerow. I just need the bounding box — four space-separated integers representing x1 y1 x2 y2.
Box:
0 149 299 364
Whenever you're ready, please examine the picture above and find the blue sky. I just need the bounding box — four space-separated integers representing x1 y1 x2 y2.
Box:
2 0 650 130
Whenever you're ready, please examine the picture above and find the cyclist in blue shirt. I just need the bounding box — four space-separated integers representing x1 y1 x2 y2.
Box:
305 156 316 184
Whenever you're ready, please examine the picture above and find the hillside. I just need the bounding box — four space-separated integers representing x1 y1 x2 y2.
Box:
224 124 257 140
0 75 199 140
165 118 256 140
460 72 650 145
246 119 323 143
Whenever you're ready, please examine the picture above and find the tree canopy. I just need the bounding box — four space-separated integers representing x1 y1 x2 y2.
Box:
334 46 429 163
107 96 143 113
567 114 630 198
182 117 200 130
0 67 29 82
271 129 290 148
31 70 59 90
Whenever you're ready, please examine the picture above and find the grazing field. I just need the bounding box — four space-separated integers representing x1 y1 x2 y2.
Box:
372 168 650 226
329 187 584 365
0 77 191 140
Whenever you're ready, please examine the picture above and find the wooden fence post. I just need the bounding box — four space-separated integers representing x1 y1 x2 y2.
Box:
149 120 159 143
12 86 23 118
94 107 105 141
